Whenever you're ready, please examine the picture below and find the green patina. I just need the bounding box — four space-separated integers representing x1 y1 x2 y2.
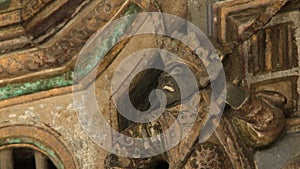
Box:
0 0 10 10
0 72 73 100
6 138 22 144
33 141 64 169
75 3 141 78
0 3 141 101
0 137 64 169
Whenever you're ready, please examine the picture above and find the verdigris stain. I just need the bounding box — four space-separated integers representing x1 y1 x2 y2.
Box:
0 137 65 169
0 3 141 101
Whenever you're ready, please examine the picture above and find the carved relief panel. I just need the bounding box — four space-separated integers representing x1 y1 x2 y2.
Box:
0 0 298 169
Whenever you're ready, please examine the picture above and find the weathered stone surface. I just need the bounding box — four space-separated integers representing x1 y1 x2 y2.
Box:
0 0 299 168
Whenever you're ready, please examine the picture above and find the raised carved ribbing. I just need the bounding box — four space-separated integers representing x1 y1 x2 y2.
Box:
249 23 298 75
0 0 126 79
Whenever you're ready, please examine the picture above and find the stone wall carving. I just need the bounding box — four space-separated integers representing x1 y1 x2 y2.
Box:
0 0 299 168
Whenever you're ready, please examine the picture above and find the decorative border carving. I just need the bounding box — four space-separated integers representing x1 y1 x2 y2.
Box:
0 0 126 79
212 0 288 45
0 1 142 104
0 125 79 169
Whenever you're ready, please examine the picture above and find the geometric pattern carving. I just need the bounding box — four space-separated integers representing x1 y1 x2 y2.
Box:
244 10 300 116
0 1 141 103
248 23 298 75
213 0 300 116
212 0 288 45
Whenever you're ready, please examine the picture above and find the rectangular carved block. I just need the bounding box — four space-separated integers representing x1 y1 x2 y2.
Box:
248 23 298 75
212 0 271 44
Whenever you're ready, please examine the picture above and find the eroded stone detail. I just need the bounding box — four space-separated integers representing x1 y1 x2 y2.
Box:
0 0 299 168
104 33 286 169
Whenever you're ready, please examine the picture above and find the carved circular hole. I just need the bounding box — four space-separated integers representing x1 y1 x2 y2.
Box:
0 125 79 169
0 147 57 169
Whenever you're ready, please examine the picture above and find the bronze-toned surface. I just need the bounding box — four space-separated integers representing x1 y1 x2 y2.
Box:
212 0 288 45
0 1 142 103
103 32 286 168
213 0 300 117
0 125 79 168
0 0 126 79
0 0 299 168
